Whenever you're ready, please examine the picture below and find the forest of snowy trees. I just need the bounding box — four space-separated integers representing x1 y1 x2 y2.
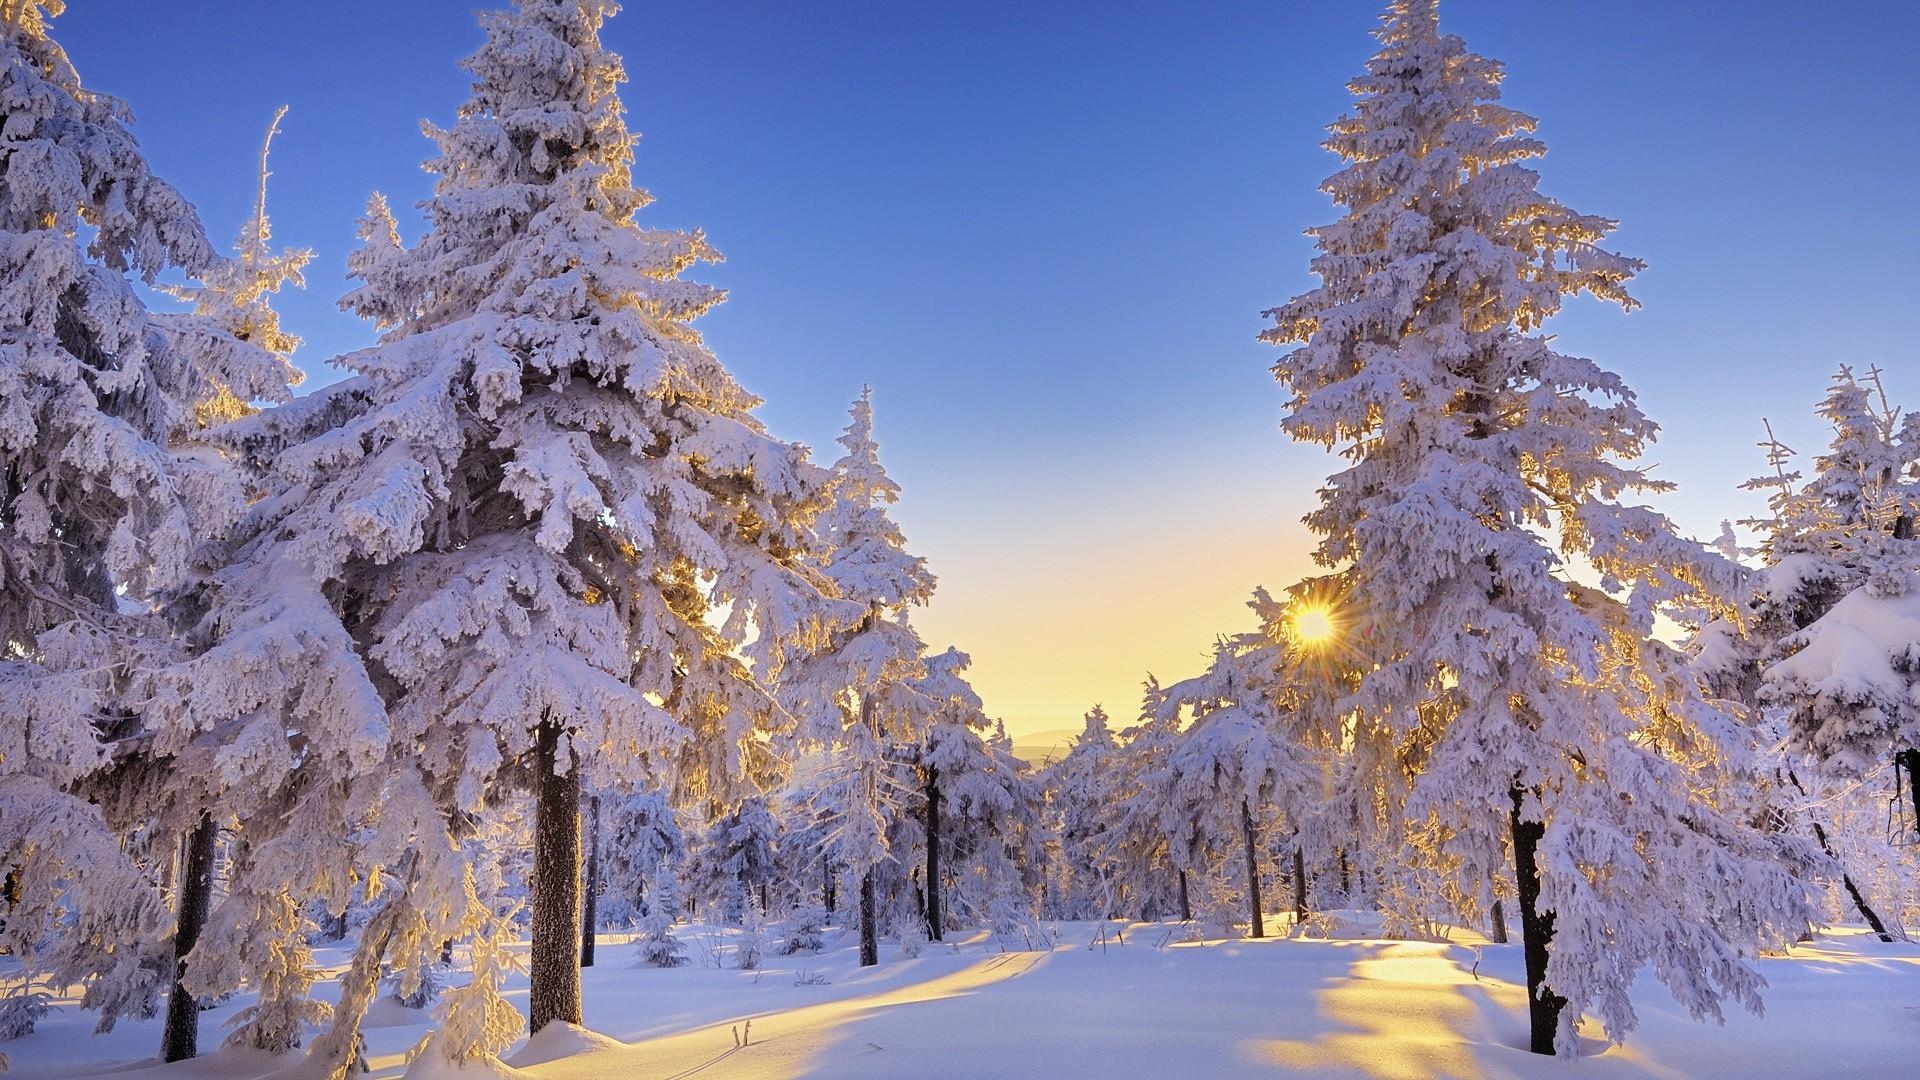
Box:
1 0 1916 1076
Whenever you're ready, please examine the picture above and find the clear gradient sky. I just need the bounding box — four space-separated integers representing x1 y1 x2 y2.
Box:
58 2 1920 736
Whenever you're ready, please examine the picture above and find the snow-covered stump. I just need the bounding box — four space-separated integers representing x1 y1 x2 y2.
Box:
530 722 583 1033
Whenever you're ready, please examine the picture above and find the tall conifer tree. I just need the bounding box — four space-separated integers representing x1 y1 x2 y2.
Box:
785 388 937 966
0 0 297 1044
1264 0 1813 1053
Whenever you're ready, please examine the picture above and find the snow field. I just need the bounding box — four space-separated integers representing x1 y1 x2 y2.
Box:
5 920 1913 1079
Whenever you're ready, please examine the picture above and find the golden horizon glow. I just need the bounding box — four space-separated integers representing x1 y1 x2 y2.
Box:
908 502 1322 740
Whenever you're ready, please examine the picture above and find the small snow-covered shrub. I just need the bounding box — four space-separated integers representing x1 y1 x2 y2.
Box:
640 917 689 969
778 902 827 955
735 906 768 971
988 883 1045 950
417 916 521 1069
1296 911 1347 940
1191 870 1242 940
385 954 444 1009
639 870 690 968
897 914 927 959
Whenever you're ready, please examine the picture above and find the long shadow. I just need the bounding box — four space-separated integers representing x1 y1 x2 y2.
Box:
522 939 1052 1080
1246 940 1524 1079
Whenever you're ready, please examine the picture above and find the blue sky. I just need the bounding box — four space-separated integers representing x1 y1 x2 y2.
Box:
56 1 1920 734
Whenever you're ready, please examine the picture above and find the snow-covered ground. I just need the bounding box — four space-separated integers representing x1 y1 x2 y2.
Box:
3 920 1914 1078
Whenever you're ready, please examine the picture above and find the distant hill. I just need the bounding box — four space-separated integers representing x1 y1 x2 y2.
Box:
1008 727 1080 767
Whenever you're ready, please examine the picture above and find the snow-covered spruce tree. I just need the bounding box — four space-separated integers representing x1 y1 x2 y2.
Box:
957 719 1047 940
283 0 842 1037
1097 679 1189 921
913 645 980 940
156 105 312 427
783 388 937 966
1757 368 1920 785
143 106 314 1065
0 2 298 1047
128 441 378 1064
635 866 689 968
599 788 685 927
1687 372 1918 940
775 772 844 916
777 899 827 955
732 897 769 970
1262 0 1815 1054
1161 628 1319 940
1800 369 1918 565
916 648 1045 939
1042 707 1119 919
691 795 780 923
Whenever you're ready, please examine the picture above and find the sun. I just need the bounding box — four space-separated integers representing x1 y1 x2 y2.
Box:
1292 605 1336 646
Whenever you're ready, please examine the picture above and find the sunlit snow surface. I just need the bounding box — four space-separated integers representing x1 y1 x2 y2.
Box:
3 918 1913 1078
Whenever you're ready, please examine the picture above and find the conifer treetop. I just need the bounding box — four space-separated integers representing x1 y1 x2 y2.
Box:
1075 705 1114 751
820 386 937 612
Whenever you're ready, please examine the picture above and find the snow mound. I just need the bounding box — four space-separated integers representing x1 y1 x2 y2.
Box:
401 1051 533 1080
502 1021 627 1067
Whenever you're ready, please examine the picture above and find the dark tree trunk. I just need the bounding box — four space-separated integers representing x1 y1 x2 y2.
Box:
580 794 600 968
1826 826 1893 943
1899 749 1920 843
325 906 348 941
823 860 836 915
1897 516 1919 904
529 721 583 1033
925 764 943 941
161 812 216 1063
1178 869 1191 922
856 671 881 966
858 870 878 967
1338 849 1351 897
1511 783 1565 1056
1784 767 1891 942
1291 844 1308 926
1490 898 1509 944
1241 799 1265 940
759 882 769 914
